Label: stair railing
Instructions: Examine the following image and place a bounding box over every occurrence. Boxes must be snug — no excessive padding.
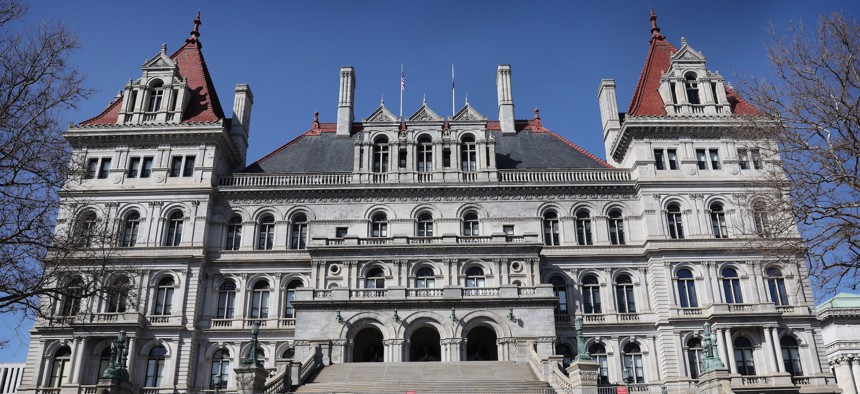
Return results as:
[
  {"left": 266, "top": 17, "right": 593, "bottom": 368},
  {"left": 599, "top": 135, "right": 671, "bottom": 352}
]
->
[
  {"left": 527, "top": 341, "right": 575, "bottom": 393},
  {"left": 297, "top": 345, "right": 324, "bottom": 385}
]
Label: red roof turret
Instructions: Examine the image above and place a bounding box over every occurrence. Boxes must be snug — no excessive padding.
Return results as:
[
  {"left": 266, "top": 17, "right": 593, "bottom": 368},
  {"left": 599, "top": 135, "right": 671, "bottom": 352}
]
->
[{"left": 627, "top": 8, "right": 677, "bottom": 116}]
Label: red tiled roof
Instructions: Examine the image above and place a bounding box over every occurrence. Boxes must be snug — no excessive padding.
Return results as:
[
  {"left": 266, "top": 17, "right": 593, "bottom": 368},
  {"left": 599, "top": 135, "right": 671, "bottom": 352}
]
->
[
  {"left": 726, "top": 88, "right": 763, "bottom": 116},
  {"left": 80, "top": 36, "right": 224, "bottom": 125},
  {"left": 627, "top": 38, "right": 677, "bottom": 116}
]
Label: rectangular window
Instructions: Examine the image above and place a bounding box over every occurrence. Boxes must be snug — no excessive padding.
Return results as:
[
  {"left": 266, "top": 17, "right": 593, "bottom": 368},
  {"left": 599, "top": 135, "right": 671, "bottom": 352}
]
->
[
  {"left": 128, "top": 157, "right": 141, "bottom": 178},
  {"left": 335, "top": 227, "right": 348, "bottom": 238},
  {"left": 709, "top": 150, "right": 721, "bottom": 169},
  {"left": 182, "top": 156, "right": 195, "bottom": 177},
  {"left": 696, "top": 149, "right": 707, "bottom": 170},
  {"left": 738, "top": 149, "right": 749, "bottom": 170},
  {"left": 86, "top": 158, "right": 99, "bottom": 179},
  {"left": 667, "top": 149, "right": 678, "bottom": 170},
  {"left": 141, "top": 157, "right": 154, "bottom": 178},
  {"left": 751, "top": 149, "right": 762, "bottom": 170},
  {"left": 170, "top": 156, "right": 183, "bottom": 177},
  {"left": 503, "top": 225, "right": 514, "bottom": 235},
  {"left": 398, "top": 149, "right": 407, "bottom": 168},
  {"left": 654, "top": 149, "right": 665, "bottom": 170},
  {"left": 442, "top": 148, "right": 451, "bottom": 168},
  {"left": 98, "top": 158, "right": 111, "bottom": 179}
]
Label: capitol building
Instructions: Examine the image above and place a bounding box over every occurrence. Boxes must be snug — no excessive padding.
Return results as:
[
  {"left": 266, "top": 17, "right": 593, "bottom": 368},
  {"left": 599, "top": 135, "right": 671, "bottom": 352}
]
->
[{"left": 14, "top": 10, "right": 858, "bottom": 394}]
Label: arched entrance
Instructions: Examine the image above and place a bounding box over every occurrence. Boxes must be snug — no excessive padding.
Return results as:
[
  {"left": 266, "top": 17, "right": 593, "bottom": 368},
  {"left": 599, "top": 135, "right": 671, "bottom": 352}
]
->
[
  {"left": 465, "top": 326, "right": 498, "bottom": 361},
  {"left": 352, "top": 327, "right": 384, "bottom": 362},
  {"left": 409, "top": 326, "right": 441, "bottom": 361}
]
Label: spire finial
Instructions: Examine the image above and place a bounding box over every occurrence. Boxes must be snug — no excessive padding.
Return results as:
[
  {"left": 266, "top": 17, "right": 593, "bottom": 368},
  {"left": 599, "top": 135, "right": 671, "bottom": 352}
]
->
[
  {"left": 186, "top": 10, "right": 202, "bottom": 45},
  {"left": 312, "top": 111, "right": 320, "bottom": 130},
  {"left": 423, "top": 94, "right": 427, "bottom": 105},
  {"left": 534, "top": 107, "right": 540, "bottom": 120},
  {"left": 161, "top": 43, "right": 167, "bottom": 53},
  {"left": 649, "top": 7, "right": 665, "bottom": 42},
  {"left": 381, "top": 95, "right": 385, "bottom": 106},
  {"left": 465, "top": 94, "right": 469, "bottom": 105}
]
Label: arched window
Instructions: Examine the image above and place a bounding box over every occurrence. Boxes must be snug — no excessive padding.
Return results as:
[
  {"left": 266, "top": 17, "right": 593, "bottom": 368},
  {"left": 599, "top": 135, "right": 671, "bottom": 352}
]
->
[
  {"left": 687, "top": 338, "right": 702, "bottom": 379},
  {"left": 249, "top": 280, "right": 270, "bottom": 319},
  {"left": 257, "top": 214, "right": 275, "bottom": 250},
  {"left": 216, "top": 280, "right": 236, "bottom": 319},
  {"left": 416, "top": 136, "right": 433, "bottom": 173},
  {"left": 460, "top": 136, "right": 477, "bottom": 172},
  {"left": 575, "top": 210, "right": 593, "bottom": 245},
  {"left": 556, "top": 343, "right": 573, "bottom": 368},
  {"left": 77, "top": 211, "right": 97, "bottom": 247},
  {"left": 582, "top": 275, "right": 601, "bottom": 314},
  {"left": 766, "top": 267, "right": 789, "bottom": 306},
  {"left": 210, "top": 349, "right": 230, "bottom": 389},
  {"left": 144, "top": 346, "right": 167, "bottom": 387},
  {"left": 615, "top": 275, "right": 636, "bottom": 313},
  {"left": 97, "top": 346, "right": 112, "bottom": 381},
  {"left": 589, "top": 344, "right": 609, "bottom": 385},
  {"left": 721, "top": 268, "right": 743, "bottom": 304},
  {"left": 622, "top": 343, "right": 645, "bottom": 383},
  {"left": 153, "top": 277, "right": 175, "bottom": 316},
  {"left": 60, "top": 276, "right": 84, "bottom": 316},
  {"left": 164, "top": 211, "right": 183, "bottom": 246},
  {"left": 121, "top": 211, "right": 141, "bottom": 247},
  {"left": 608, "top": 210, "right": 625, "bottom": 245},
  {"left": 676, "top": 269, "right": 698, "bottom": 308},
  {"left": 365, "top": 268, "right": 385, "bottom": 289},
  {"left": 415, "top": 267, "right": 435, "bottom": 288},
  {"left": 372, "top": 136, "right": 389, "bottom": 173},
  {"left": 543, "top": 211, "right": 560, "bottom": 246},
  {"left": 225, "top": 216, "right": 242, "bottom": 250},
  {"left": 549, "top": 276, "right": 568, "bottom": 315},
  {"left": 733, "top": 337, "right": 756, "bottom": 376},
  {"left": 416, "top": 212, "right": 433, "bottom": 237},
  {"left": 48, "top": 347, "right": 71, "bottom": 387},
  {"left": 666, "top": 203, "right": 684, "bottom": 239},
  {"left": 371, "top": 213, "right": 388, "bottom": 238},
  {"left": 781, "top": 336, "right": 803, "bottom": 377},
  {"left": 684, "top": 72, "right": 700, "bottom": 105},
  {"left": 752, "top": 201, "right": 770, "bottom": 237},
  {"left": 290, "top": 214, "right": 308, "bottom": 250},
  {"left": 710, "top": 202, "right": 728, "bottom": 239},
  {"left": 146, "top": 80, "right": 164, "bottom": 112},
  {"left": 105, "top": 275, "right": 130, "bottom": 313},
  {"left": 465, "top": 266, "right": 485, "bottom": 288},
  {"left": 462, "top": 212, "right": 479, "bottom": 236},
  {"left": 283, "top": 280, "right": 302, "bottom": 318}
]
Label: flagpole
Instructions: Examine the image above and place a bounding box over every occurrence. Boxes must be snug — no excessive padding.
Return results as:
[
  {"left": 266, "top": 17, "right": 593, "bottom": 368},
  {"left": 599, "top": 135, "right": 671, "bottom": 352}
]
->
[
  {"left": 451, "top": 63, "right": 455, "bottom": 117},
  {"left": 400, "top": 64, "right": 404, "bottom": 120}
]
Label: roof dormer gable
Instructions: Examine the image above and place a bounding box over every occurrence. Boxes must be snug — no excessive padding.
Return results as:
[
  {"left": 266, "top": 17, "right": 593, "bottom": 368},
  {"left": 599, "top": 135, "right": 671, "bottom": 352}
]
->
[
  {"left": 657, "top": 38, "right": 732, "bottom": 117},
  {"left": 408, "top": 98, "right": 443, "bottom": 122},
  {"left": 363, "top": 100, "right": 398, "bottom": 123},
  {"left": 452, "top": 98, "right": 487, "bottom": 122}
]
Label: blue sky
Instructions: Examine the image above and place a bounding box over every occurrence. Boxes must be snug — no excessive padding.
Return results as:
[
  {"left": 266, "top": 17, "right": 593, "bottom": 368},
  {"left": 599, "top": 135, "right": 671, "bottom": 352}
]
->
[{"left": 2, "top": 0, "right": 858, "bottom": 362}]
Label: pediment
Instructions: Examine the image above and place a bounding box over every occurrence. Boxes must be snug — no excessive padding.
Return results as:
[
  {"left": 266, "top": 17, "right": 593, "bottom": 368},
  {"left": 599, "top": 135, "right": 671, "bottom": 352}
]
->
[
  {"left": 408, "top": 103, "right": 442, "bottom": 122},
  {"left": 452, "top": 101, "right": 486, "bottom": 121},
  {"left": 672, "top": 42, "right": 706, "bottom": 63},
  {"left": 363, "top": 104, "right": 398, "bottom": 122},
  {"left": 142, "top": 45, "right": 176, "bottom": 70}
]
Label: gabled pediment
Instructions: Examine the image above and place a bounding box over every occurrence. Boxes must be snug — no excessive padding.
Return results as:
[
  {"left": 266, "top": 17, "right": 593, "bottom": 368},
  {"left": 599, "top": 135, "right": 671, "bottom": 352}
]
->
[
  {"left": 408, "top": 101, "right": 442, "bottom": 122},
  {"left": 452, "top": 99, "right": 487, "bottom": 121},
  {"left": 142, "top": 44, "right": 176, "bottom": 70},
  {"left": 363, "top": 104, "right": 398, "bottom": 122},
  {"left": 671, "top": 39, "right": 706, "bottom": 63}
]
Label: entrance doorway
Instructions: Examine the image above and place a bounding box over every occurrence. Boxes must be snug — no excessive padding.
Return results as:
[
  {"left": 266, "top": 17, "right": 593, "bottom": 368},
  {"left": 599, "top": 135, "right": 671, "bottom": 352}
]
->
[
  {"left": 352, "top": 327, "right": 384, "bottom": 362},
  {"left": 409, "top": 326, "right": 441, "bottom": 361},
  {"left": 465, "top": 326, "right": 498, "bottom": 361}
]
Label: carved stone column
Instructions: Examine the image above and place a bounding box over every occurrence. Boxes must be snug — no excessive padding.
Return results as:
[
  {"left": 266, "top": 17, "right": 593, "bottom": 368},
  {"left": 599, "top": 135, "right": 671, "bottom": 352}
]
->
[{"left": 234, "top": 364, "right": 268, "bottom": 394}]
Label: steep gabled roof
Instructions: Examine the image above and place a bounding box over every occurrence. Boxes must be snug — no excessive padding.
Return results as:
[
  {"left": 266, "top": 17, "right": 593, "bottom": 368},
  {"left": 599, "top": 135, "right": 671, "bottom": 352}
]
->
[
  {"left": 627, "top": 10, "right": 677, "bottom": 116},
  {"left": 80, "top": 13, "right": 224, "bottom": 125}
]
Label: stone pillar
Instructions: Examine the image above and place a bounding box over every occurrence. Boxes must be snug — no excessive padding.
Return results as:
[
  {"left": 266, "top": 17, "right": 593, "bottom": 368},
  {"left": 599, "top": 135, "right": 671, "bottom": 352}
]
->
[
  {"left": 762, "top": 327, "right": 778, "bottom": 373},
  {"left": 833, "top": 357, "right": 857, "bottom": 394},
  {"left": 566, "top": 359, "right": 601, "bottom": 394},
  {"left": 724, "top": 330, "right": 737, "bottom": 374},
  {"left": 771, "top": 328, "right": 786, "bottom": 373},
  {"left": 67, "top": 337, "right": 81, "bottom": 384},
  {"left": 851, "top": 357, "right": 860, "bottom": 394},
  {"left": 234, "top": 364, "right": 268, "bottom": 394},
  {"left": 715, "top": 329, "right": 727, "bottom": 370}
]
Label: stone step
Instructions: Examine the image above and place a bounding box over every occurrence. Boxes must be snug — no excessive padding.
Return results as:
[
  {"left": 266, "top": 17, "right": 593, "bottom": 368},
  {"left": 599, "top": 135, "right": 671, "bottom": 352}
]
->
[{"left": 296, "top": 361, "right": 552, "bottom": 393}]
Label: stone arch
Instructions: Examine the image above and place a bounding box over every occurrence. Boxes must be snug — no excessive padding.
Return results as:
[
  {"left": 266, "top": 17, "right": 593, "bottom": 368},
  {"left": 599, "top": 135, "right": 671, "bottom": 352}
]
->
[{"left": 148, "top": 270, "right": 180, "bottom": 287}]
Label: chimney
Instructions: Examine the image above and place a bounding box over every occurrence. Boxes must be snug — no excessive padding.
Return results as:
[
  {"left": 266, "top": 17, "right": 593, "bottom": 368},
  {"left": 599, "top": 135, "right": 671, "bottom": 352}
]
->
[
  {"left": 496, "top": 65, "right": 515, "bottom": 134},
  {"left": 230, "top": 84, "right": 254, "bottom": 163},
  {"left": 337, "top": 66, "right": 356, "bottom": 136},
  {"left": 598, "top": 79, "right": 621, "bottom": 164}
]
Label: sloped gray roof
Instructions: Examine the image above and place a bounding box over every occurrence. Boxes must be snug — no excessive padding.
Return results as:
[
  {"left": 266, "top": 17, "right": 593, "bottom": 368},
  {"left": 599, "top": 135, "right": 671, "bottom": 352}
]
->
[{"left": 243, "top": 126, "right": 608, "bottom": 173}]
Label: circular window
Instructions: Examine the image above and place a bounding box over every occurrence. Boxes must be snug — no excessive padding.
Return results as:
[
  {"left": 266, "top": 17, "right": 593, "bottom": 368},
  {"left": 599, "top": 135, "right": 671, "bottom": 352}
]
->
[
  {"left": 329, "top": 264, "right": 341, "bottom": 275},
  {"left": 510, "top": 261, "right": 522, "bottom": 272}
]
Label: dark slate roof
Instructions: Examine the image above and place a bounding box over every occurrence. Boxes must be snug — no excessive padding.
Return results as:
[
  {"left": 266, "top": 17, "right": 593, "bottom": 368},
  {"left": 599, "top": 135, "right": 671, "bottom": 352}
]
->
[{"left": 243, "top": 119, "right": 610, "bottom": 174}]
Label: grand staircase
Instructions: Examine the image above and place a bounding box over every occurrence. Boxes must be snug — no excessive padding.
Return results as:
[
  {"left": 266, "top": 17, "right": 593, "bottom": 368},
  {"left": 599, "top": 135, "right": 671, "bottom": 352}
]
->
[{"left": 294, "top": 361, "right": 554, "bottom": 393}]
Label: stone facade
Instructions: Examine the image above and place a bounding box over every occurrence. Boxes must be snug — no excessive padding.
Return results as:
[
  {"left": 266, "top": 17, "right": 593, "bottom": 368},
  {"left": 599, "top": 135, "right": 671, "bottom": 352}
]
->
[{"left": 15, "top": 11, "right": 843, "bottom": 394}]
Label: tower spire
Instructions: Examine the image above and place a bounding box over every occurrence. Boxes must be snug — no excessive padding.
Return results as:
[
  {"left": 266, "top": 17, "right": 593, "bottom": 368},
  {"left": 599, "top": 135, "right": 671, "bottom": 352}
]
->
[
  {"left": 649, "top": 7, "right": 665, "bottom": 42},
  {"left": 186, "top": 10, "right": 202, "bottom": 45}
]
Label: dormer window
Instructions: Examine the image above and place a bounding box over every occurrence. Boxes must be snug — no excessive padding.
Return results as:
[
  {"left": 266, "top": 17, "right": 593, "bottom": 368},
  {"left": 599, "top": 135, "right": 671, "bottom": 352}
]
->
[
  {"left": 684, "top": 72, "right": 700, "bottom": 105},
  {"left": 147, "top": 80, "right": 165, "bottom": 113}
]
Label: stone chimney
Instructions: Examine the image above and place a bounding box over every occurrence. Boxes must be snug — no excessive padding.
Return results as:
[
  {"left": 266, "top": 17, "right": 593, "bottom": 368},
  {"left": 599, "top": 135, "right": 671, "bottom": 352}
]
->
[
  {"left": 230, "top": 84, "right": 253, "bottom": 163},
  {"left": 496, "top": 65, "right": 515, "bottom": 134},
  {"left": 597, "top": 79, "right": 621, "bottom": 163},
  {"left": 337, "top": 66, "right": 356, "bottom": 136}
]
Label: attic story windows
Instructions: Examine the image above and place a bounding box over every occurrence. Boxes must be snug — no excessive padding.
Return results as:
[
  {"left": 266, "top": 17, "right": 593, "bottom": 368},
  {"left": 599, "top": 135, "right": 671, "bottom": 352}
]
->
[
  {"left": 128, "top": 157, "right": 154, "bottom": 178},
  {"left": 170, "top": 155, "right": 196, "bottom": 177},
  {"left": 695, "top": 149, "right": 720, "bottom": 170},
  {"left": 684, "top": 72, "right": 700, "bottom": 105},
  {"left": 86, "top": 157, "right": 112, "bottom": 179},
  {"left": 654, "top": 148, "right": 678, "bottom": 170},
  {"left": 737, "top": 148, "right": 762, "bottom": 170}
]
